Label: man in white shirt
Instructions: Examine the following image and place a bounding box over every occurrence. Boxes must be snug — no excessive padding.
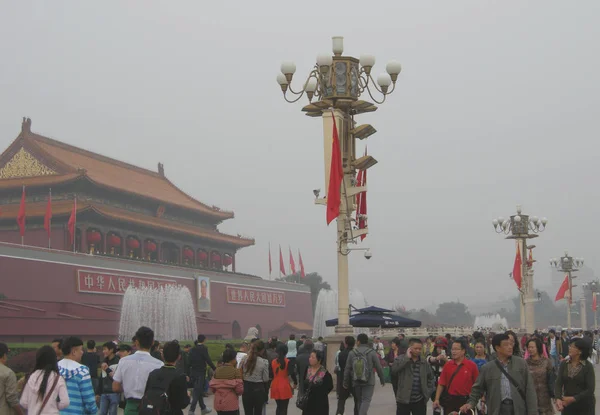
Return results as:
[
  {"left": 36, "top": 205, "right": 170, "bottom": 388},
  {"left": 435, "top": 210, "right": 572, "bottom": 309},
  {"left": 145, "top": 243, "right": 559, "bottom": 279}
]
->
[
  {"left": 113, "top": 326, "right": 163, "bottom": 415},
  {"left": 235, "top": 342, "right": 249, "bottom": 368}
]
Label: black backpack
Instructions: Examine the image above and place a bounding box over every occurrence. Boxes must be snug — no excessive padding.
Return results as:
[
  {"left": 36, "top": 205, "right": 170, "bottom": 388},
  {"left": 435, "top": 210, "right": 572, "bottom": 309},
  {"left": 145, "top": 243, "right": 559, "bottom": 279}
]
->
[{"left": 139, "top": 367, "right": 179, "bottom": 415}]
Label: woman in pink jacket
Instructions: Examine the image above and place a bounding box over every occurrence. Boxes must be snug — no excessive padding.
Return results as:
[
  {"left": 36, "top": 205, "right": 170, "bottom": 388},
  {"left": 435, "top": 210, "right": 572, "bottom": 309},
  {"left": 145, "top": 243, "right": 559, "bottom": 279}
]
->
[
  {"left": 210, "top": 348, "right": 243, "bottom": 415},
  {"left": 20, "top": 346, "right": 70, "bottom": 415}
]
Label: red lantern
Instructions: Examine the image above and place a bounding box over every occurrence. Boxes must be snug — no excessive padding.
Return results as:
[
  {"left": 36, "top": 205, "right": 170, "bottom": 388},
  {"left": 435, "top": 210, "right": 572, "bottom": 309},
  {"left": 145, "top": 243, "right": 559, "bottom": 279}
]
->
[
  {"left": 108, "top": 235, "right": 121, "bottom": 247},
  {"left": 127, "top": 238, "right": 140, "bottom": 250},
  {"left": 183, "top": 248, "right": 194, "bottom": 260},
  {"left": 223, "top": 255, "right": 233, "bottom": 266},
  {"left": 145, "top": 241, "right": 157, "bottom": 252},
  {"left": 198, "top": 251, "right": 208, "bottom": 262},
  {"left": 211, "top": 252, "right": 221, "bottom": 263},
  {"left": 87, "top": 230, "right": 101, "bottom": 244}
]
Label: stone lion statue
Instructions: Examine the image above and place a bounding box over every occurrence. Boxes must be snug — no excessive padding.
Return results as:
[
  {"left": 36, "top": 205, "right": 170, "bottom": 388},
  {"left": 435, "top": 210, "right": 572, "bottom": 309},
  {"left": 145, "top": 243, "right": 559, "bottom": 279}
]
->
[{"left": 244, "top": 327, "right": 259, "bottom": 341}]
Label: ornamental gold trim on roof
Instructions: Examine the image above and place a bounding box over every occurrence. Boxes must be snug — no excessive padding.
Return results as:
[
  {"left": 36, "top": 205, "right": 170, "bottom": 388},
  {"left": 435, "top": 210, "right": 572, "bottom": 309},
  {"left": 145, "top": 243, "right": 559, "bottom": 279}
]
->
[{"left": 0, "top": 147, "right": 56, "bottom": 179}]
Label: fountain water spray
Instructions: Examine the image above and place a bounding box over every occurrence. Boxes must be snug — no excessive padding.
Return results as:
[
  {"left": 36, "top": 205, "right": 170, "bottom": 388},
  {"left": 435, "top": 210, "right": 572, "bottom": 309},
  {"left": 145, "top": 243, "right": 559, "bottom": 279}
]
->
[
  {"left": 312, "top": 289, "right": 369, "bottom": 338},
  {"left": 119, "top": 285, "right": 197, "bottom": 341},
  {"left": 473, "top": 314, "right": 509, "bottom": 332}
]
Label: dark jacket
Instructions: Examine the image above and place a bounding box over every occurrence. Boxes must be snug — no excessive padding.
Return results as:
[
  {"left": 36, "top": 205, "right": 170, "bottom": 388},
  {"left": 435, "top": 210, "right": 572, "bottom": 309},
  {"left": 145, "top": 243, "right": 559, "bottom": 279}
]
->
[
  {"left": 189, "top": 344, "right": 215, "bottom": 376},
  {"left": 555, "top": 359, "right": 595, "bottom": 411},
  {"left": 145, "top": 366, "right": 190, "bottom": 415},
  {"left": 81, "top": 352, "right": 100, "bottom": 378},
  {"left": 391, "top": 354, "right": 433, "bottom": 404},
  {"left": 467, "top": 357, "right": 537, "bottom": 415},
  {"left": 100, "top": 355, "right": 119, "bottom": 394}
]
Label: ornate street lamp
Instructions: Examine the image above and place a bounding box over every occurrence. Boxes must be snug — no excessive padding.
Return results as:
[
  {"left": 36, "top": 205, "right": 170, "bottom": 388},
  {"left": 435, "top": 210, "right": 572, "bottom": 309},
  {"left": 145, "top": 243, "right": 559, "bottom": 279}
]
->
[
  {"left": 551, "top": 252, "right": 584, "bottom": 329},
  {"left": 277, "top": 37, "right": 401, "bottom": 348},
  {"left": 492, "top": 205, "right": 547, "bottom": 333}
]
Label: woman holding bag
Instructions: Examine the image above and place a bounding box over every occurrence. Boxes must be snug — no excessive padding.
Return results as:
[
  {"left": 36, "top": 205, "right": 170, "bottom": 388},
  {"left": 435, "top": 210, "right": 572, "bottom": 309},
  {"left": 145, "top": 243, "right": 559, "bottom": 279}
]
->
[
  {"left": 20, "top": 345, "right": 70, "bottom": 415},
  {"left": 297, "top": 350, "right": 332, "bottom": 415}
]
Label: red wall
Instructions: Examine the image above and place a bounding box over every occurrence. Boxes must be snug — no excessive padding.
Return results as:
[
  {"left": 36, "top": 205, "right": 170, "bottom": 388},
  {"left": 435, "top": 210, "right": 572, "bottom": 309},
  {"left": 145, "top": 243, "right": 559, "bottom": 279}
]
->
[{"left": 0, "top": 254, "right": 313, "bottom": 341}]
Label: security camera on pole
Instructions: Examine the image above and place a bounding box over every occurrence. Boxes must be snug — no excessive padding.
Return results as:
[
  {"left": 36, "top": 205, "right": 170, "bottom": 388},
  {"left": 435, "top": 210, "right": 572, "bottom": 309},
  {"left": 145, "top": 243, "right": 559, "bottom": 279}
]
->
[
  {"left": 492, "top": 205, "right": 547, "bottom": 334},
  {"left": 551, "top": 253, "right": 584, "bottom": 329},
  {"left": 277, "top": 36, "right": 401, "bottom": 370}
]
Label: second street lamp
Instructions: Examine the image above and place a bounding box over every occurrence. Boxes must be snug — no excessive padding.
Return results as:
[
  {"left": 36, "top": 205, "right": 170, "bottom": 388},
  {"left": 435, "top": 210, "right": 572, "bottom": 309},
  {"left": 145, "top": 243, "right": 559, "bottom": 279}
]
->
[
  {"left": 583, "top": 280, "right": 599, "bottom": 330},
  {"left": 277, "top": 37, "right": 401, "bottom": 352},
  {"left": 551, "top": 253, "right": 584, "bottom": 329},
  {"left": 492, "top": 205, "right": 547, "bottom": 334}
]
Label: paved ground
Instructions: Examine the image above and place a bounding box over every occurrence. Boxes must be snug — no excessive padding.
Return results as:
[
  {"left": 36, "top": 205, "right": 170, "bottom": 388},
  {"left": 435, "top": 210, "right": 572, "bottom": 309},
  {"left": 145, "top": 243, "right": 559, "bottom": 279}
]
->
[{"left": 120, "top": 365, "right": 600, "bottom": 414}]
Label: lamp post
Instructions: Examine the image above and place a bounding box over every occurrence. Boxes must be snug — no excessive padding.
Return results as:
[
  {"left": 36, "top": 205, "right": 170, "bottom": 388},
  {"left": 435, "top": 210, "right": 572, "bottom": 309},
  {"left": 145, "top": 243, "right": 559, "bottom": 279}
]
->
[
  {"left": 277, "top": 37, "right": 401, "bottom": 340},
  {"left": 493, "top": 205, "right": 547, "bottom": 334},
  {"left": 550, "top": 253, "right": 584, "bottom": 329},
  {"left": 583, "top": 280, "right": 600, "bottom": 330}
]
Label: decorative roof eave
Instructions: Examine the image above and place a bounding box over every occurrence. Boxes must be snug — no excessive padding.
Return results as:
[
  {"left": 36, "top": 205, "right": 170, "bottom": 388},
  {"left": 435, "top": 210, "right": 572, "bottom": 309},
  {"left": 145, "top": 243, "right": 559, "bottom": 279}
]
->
[
  {"left": 0, "top": 200, "right": 254, "bottom": 249},
  {"left": 0, "top": 123, "right": 235, "bottom": 221},
  {"left": 82, "top": 175, "right": 235, "bottom": 221},
  {"left": 0, "top": 172, "right": 84, "bottom": 190}
]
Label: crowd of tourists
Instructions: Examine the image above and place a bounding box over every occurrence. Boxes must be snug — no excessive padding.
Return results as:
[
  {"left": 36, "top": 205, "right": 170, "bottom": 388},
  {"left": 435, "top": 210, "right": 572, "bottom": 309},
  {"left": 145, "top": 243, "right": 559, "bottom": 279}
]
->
[{"left": 0, "top": 327, "right": 597, "bottom": 415}]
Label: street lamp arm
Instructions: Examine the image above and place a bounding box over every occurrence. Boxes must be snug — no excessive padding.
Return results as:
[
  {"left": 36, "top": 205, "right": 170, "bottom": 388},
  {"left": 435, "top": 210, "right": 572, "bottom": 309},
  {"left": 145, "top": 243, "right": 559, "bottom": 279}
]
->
[{"left": 282, "top": 90, "right": 308, "bottom": 103}]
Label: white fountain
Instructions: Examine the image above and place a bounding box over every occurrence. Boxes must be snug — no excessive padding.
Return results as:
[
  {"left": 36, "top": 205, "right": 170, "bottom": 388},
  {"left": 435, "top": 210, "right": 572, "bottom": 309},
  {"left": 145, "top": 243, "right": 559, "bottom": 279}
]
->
[
  {"left": 119, "top": 285, "right": 198, "bottom": 341},
  {"left": 312, "top": 288, "right": 368, "bottom": 338},
  {"left": 474, "top": 314, "right": 509, "bottom": 332}
]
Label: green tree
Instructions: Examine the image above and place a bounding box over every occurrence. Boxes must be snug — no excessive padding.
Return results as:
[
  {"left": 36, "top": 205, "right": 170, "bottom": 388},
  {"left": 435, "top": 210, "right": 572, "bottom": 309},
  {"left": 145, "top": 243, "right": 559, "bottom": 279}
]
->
[
  {"left": 435, "top": 301, "right": 473, "bottom": 325},
  {"left": 276, "top": 272, "right": 331, "bottom": 314}
]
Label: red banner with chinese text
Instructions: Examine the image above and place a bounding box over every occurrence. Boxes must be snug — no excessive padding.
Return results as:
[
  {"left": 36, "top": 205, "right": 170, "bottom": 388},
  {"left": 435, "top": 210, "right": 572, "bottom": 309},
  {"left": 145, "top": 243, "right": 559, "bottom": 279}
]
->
[
  {"left": 226, "top": 286, "right": 285, "bottom": 307},
  {"left": 77, "top": 270, "right": 178, "bottom": 295}
]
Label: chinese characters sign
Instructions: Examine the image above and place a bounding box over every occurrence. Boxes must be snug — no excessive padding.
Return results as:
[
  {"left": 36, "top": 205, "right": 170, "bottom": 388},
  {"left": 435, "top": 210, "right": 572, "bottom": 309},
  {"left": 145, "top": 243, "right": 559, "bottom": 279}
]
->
[
  {"left": 226, "top": 286, "right": 285, "bottom": 307},
  {"left": 77, "top": 270, "right": 177, "bottom": 295}
]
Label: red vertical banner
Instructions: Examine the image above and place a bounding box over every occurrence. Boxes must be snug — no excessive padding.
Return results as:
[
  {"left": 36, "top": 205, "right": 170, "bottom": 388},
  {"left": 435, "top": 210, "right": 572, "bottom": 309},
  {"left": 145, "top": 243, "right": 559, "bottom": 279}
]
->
[
  {"left": 326, "top": 112, "right": 343, "bottom": 225},
  {"left": 298, "top": 250, "right": 306, "bottom": 278},
  {"left": 68, "top": 197, "right": 77, "bottom": 248},
  {"left": 279, "top": 245, "right": 286, "bottom": 276},
  {"left": 512, "top": 243, "right": 522, "bottom": 289},
  {"left": 289, "top": 247, "right": 296, "bottom": 274}
]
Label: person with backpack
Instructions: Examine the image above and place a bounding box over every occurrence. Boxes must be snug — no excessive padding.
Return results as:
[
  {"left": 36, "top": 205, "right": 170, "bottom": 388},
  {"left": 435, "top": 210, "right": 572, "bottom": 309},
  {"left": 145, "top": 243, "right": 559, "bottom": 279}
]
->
[
  {"left": 342, "top": 333, "right": 385, "bottom": 415},
  {"left": 140, "top": 341, "right": 190, "bottom": 415},
  {"left": 112, "top": 326, "right": 164, "bottom": 415}
]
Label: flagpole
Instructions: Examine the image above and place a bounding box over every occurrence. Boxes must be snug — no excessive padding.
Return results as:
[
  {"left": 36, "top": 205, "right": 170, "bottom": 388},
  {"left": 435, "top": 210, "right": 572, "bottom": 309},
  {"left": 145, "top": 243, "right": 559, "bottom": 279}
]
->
[
  {"left": 21, "top": 185, "right": 24, "bottom": 246},
  {"left": 73, "top": 195, "right": 77, "bottom": 253},
  {"left": 48, "top": 188, "right": 52, "bottom": 249}
]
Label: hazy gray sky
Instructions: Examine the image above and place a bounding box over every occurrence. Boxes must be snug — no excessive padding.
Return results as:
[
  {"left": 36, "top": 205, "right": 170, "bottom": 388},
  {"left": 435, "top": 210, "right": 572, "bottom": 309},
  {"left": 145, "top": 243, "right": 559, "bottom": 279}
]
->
[{"left": 1, "top": 1, "right": 598, "bottom": 310}]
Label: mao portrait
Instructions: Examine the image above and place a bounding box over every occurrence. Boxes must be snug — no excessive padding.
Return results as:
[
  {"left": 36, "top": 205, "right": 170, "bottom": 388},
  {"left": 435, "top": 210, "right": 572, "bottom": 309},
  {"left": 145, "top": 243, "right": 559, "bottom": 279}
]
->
[{"left": 197, "top": 276, "right": 211, "bottom": 312}]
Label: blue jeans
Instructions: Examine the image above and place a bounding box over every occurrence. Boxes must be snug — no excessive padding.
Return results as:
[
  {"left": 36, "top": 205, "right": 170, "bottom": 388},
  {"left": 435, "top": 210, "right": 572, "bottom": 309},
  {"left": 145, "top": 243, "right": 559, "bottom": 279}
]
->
[
  {"left": 99, "top": 393, "right": 119, "bottom": 415},
  {"left": 550, "top": 354, "right": 560, "bottom": 368}
]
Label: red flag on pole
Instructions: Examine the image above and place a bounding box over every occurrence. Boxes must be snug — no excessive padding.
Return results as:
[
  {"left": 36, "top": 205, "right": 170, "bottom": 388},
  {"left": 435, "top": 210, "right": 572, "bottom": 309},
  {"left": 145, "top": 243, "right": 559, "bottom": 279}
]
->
[
  {"left": 289, "top": 247, "right": 296, "bottom": 274},
  {"left": 44, "top": 189, "right": 52, "bottom": 238},
  {"left": 355, "top": 148, "right": 368, "bottom": 240},
  {"left": 268, "top": 242, "right": 272, "bottom": 277},
  {"left": 512, "top": 243, "right": 522, "bottom": 289},
  {"left": 298, "top": 249, "right": 306, "bottom": 278},
  {"left": 593, "top": 293, "right": 597, "bottom": 312},
  {"left": 67, "top": 197, "right": 77, "bottom": 247},
  {"left": 16, "top": 186, "right": 26, "bottom": 239},
  {"left": 555, "top": 275, "right": 570, "bottom": 302},
  {"left": 326, "top": 113, "right": 343, "bottom": 225},
  {"left": 279, "top": 245, "right": 286, "bottom": 276}
]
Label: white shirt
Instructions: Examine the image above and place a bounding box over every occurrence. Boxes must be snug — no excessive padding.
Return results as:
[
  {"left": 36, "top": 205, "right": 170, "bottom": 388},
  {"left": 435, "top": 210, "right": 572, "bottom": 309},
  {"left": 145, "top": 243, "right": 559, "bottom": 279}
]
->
[
  {"left": 236, "top": 352, "right": 247, "bottom": 368},
  {"left": 113, "top": 351, "right": 163, "bottom": 399}
]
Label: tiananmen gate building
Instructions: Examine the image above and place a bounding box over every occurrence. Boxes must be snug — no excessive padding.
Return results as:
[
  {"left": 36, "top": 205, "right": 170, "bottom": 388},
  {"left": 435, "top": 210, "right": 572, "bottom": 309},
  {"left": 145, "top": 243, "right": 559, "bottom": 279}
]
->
[{"left": 0, "top": 118, "right": 313, "bottom": 341}]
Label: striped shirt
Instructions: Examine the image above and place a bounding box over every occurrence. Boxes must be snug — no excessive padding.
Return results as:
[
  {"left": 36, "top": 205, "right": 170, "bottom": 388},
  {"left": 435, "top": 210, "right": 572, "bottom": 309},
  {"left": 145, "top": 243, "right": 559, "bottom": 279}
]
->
[
  {"left": 58, "top": 358, "right": 98, "bottom": 415},
  {"left": 409, "top": 358, "right": 423, "bottom": 403},
  {"left": 499, "top": 360, "right": 512, "bottom": 401}
]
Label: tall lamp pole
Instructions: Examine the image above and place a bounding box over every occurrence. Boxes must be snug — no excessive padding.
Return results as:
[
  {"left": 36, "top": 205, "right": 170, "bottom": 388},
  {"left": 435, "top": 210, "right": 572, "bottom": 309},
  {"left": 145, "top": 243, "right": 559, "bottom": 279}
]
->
[
  {"left": 583, "top": 280, "right": 600, "bottom": 330},
  {"left": 551, "top": 253, "right": 584, "bottom": 330},
  {"left": 277, "top": 37, "right": 401, "bottom": 337},
  {"left": 492, "top": 205, "right": 547, "bottom": 334}
]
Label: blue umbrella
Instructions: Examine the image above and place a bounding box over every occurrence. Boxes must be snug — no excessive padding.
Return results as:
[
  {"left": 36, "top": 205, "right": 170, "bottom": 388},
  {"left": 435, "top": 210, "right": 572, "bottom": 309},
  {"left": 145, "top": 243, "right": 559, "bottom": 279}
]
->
[{"left": 325, "top": 307, "right": 422, "bottom": 328}]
